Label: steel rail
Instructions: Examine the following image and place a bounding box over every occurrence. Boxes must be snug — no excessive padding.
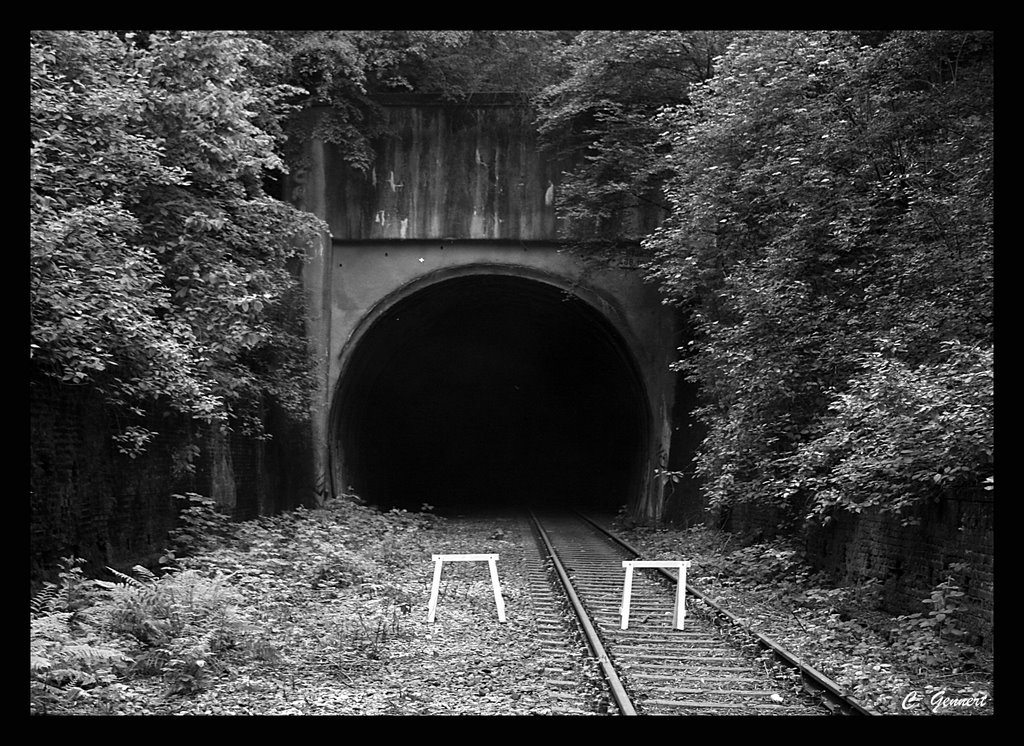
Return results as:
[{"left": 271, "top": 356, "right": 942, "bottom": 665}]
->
[
  {"left": 575, "top": 511, "right": 878, "bottom": 716},
  {"left": 528, "top": 510, "right": 638, "bottom": 716}
]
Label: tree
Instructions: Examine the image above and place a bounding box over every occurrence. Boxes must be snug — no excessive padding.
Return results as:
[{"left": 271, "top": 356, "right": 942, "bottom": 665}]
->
[
  {"left": 31, "top": 29, "right": 574, "bottom": 460},
  {"left": 257, "top": 30, "right": 572, "bottom": 175},
  {"left": 534, "top": 30, "right": 732, "bottom": 250},
  {"left": 31, "top": 30, "right": 326, "bottom": 457},
  {"left": 644, "top": 30, "right": 993, "bottom": 522}
]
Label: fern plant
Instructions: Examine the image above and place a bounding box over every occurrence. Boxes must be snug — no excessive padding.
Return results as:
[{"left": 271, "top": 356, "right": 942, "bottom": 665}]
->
[
  {"left": 30, "top": 584, "right": 62, "bottom": 618},
  {"left": 31, "top": 556, "right": 107, "bottom": 620},
  {"left": 30, "top": 608, "right": 133, "bottom": 714},
  {"left": 102, "top": 568, "right": 245, "bottom": 694},
  {"left": 106, "top": 564, "right": 161, "bottom": 585}
]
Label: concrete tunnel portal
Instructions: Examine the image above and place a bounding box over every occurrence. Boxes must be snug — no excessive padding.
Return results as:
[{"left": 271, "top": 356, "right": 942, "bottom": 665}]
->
[{"left": 331, "top": 272, "right": 651, "bottom": 515}]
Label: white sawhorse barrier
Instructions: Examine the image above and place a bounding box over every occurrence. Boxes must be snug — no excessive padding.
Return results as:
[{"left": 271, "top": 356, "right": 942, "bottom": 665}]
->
[
  {"left": 620, "top": 560, "right": 691, "bottom": 630},
  {"left": 427, "top": 553, "right": 506, "bottom": 623}
]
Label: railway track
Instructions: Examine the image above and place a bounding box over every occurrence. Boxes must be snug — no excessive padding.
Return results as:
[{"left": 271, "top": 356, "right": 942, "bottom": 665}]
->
[{"left": 527, "top": 510, "right": 877, "bottom": 716}]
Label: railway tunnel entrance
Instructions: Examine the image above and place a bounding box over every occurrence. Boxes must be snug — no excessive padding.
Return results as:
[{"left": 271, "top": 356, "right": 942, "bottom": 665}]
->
[{"left": 331, "top": 271, "right": 651, "bottom": 515}]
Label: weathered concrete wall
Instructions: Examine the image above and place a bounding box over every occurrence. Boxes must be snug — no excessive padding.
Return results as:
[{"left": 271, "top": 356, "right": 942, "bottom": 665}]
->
[
  {"left": 317, "top": 103, "right": 560, "bottom": 241},
  {"left": 325, "top": 241, "right": 680, "bottom": 519},
  {"left": 288, "top": 99, "right": 683, "bottom": 520},
  {"left": 328, "top": 242, "right": 674, "bottom": 417}
]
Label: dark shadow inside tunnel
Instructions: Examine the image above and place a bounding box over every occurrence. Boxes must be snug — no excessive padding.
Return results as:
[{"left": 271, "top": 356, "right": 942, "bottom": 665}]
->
[{"left": 332, "top": 273, "right": 650, "bottom": 515}]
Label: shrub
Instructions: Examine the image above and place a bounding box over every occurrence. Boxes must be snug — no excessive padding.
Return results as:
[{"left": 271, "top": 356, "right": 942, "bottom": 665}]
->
[
  {"left": 887, "top": 566, "right": 973, "bottom": 671},
  {"left": 168, "top": 493, "right": 238, "bottom": 557}
]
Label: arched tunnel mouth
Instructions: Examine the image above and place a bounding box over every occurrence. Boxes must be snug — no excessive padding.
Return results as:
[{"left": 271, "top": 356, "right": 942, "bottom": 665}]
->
[{"left": 332, "top": 272, "right": 650, "bottom": 515}]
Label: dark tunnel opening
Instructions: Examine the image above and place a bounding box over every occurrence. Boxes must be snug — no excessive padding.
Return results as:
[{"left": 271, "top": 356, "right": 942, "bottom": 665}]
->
[{"left": 333, "top": 273, "right": 650, "bottom": 515}]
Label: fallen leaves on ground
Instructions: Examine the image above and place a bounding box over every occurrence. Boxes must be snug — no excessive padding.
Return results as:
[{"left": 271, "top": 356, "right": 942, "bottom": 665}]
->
[
  {"left": 31, "top": 501, "right": 993, "bottom": 717},
  {"left": 31, "top": 503, "right": 598, "bottom": 716}
]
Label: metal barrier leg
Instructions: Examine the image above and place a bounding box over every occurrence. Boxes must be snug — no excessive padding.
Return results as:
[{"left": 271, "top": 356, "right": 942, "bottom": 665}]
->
[
  {"left": 621, "top": 559, "right": 690, "bottom": 631},
  {"left": 620, "top": 564, "right": 635, "bottom": 629},
  {"left": 427, "top": 553, "right": 506, "bottom": 623},
  {"left": 673, "top": 563, "right": 687, "bottom": 630},
  {"left": 487, "top": 557, "right": 506, "bottom": 622},
  {"left": 427, "top": 557, "right": 444, "bottom": 623}
]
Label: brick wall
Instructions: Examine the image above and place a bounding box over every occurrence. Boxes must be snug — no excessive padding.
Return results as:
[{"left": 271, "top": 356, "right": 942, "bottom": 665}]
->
[
  {"left": 722, "top": 497, "right": 994, "bottom": 644},
  {"left": 30, "top": 376, "right": 316, "bottom": 586},
  {"left": 803, "top": 498, "right": 993, "bottom": 642},
  {"left": 30, "top": 377, "right": 188, "bottom": 582}
]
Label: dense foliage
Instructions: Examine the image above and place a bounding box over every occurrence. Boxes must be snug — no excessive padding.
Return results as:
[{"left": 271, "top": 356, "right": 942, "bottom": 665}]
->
[
  {"left": 30, "top": 498, "right": 437, "bottom": 713},
  {"left": 534, "top": 31, "right": 733, "bottom": 249},
  {"left": 30, "top": 28, "right": 993, "bottom": 529},
  {"left": 30, "top": 30, "right": 326, "bottom": 456},
  {"left": 257, "top": 30, "right": 571, "bottom": 174},
  {"left": 642, "top": 30, "right": 993, "bottom": 522},
  {"left": 30, "top": 29, "right": 574, "bottom": 460}
]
